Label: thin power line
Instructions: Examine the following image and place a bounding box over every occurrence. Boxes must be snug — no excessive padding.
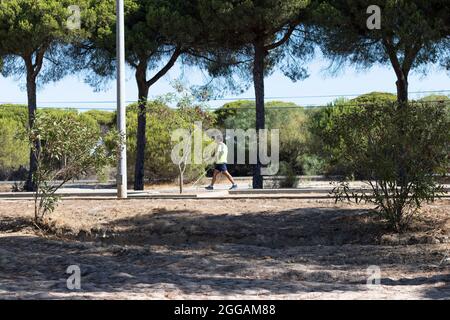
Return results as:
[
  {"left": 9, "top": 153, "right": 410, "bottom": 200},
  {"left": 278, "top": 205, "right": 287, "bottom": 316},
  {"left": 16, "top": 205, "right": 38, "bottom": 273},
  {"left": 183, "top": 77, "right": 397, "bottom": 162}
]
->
[
  {"left": 1, "top": 89, "right": 449, "bottom": 105},
  {"left": 212, "top": 90, "right": 450, "bottom": 101},
  {"left": 206, "top": 101, "right": 450, "bottom": 110},
  {"left": 3, "top": 101, "right": 448, "bottom": 112}
]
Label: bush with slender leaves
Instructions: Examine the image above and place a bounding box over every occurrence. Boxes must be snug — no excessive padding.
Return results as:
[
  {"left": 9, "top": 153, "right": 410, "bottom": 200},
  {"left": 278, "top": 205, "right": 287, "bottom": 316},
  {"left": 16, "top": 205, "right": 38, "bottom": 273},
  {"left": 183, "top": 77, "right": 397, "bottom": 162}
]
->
[
  {"left": 329, "top": 101, "right": 450, "bottom": 231},
  {"left": 29, "top": 113, "right": 120, "bottom": 225}
]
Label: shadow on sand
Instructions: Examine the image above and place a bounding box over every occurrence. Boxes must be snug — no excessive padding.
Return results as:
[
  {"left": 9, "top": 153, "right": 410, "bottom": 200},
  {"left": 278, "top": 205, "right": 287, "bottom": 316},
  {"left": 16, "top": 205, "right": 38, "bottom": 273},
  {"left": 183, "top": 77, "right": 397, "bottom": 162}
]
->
[{"left": 0, "top": 205, "right": 448, "bottom": 299}]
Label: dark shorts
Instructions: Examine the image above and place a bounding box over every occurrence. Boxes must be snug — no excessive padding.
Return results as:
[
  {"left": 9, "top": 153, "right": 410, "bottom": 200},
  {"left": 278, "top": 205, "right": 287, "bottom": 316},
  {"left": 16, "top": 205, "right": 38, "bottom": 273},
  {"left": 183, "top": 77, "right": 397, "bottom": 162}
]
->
[{"left": 215, "top": 163, "right": 228, "bottom": 172}]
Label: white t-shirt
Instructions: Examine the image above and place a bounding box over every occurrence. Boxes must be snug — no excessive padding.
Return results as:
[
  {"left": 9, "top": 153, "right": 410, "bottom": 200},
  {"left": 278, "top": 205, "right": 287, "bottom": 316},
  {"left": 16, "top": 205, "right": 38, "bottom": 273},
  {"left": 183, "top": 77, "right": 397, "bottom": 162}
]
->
[{"left": 215, "top": 142, "right": 228, "bottom": 164}]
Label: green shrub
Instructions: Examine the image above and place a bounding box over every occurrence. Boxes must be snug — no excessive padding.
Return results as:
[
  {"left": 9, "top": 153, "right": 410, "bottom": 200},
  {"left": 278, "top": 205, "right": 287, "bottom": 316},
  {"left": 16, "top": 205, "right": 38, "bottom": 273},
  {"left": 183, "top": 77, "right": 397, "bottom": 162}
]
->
[
  {"left": 308, "top": 92, "right": 400, "bottom": 177},
  {"left": 0, "top": 118, "right": 28, "bottom": 177},
  {"left": 0, "top": 104, "right": 28, "bottom": 124},
  {"left": 126, "top": 100, "right": 214, "bottom": 183},
  {"left": 299, "top": 154, "right": 325, "bottom": 176},
  {"left": 215, "top": 100, "right": 309, "bottom": 176},
  {"left": 84, "top": 110, "right": 116, "bottom": 130},
  {"left": 30, "top": 112, "right": 119, "bottom": 224},
  {"left": 0, "top": 105, "right": 110, "bottom": 181},
  {"left": 350, "top": 92, "right": 397, "bottom": 105},
  {"left": 330, "top": 101, "right": 450, "bottom": 231},
  {"left": 0, "top": 105, "right": 29, "bottom": 179},
  {"left": 276, "top": 161, "right": 299, "bottom": 188},
  {"left": 418, "top": 95, "right": 450, "bottom": 103}
]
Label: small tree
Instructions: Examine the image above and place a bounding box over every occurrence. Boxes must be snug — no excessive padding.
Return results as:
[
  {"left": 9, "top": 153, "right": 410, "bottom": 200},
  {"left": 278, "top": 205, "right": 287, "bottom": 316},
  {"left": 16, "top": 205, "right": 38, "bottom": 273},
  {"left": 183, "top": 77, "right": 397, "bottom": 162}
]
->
[
  {"left": 29, "top": 113, "right": 119, "bottom": 226},
  {"left": 329, "top": 101, "right": 450, "bottom": 232},
  {"left": 172, "top": 124, "right": 215, "bottom": 194},
  {"left": 168, "top": 84, "right": 216, "bottom": 194},
  {"left": 175, "top": 129, "right": 194, "bottom": 194}
]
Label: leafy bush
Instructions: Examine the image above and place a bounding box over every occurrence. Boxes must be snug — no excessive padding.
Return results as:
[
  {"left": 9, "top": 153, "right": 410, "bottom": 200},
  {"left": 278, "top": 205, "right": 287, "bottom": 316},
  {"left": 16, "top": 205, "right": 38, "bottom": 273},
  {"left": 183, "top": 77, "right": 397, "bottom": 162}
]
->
[
  {"left": 0, "top": 118, "right": 28, "bottom": 178},
  {"left": 126, "top": 99, "right": 214, "bottom": 183},
  {"left": 299, "top": 154, "right": 325, "bottom": 176},
  {"left": 29, "top": 113, "right": 119, "bottom": 225},
  {"left": 308, "top": 92, "right": 399, "bottom": 177},
  {"left": 215, "top": 100, "right": 309, "bottom": 176},
  {"left": 0, "top": 105, "right": 29, "bottom": 179},
  {"left": 418, "top": 95, "right": 450, "bottom": 103},
  {"left": 84, "top": 110, "right": 116, "bottom": 131},
  {"left": 0, "top": 104, "right": 28, "bottom": 124},
  {"left": 0, "top": 105, "right": 113, "bottom": 181},
  {"left": 330, "top": 101, "right": 450, "bottom": 231},
  {"left": 275, "top": 161, "right": 299, "bottom": 188},
  {"left": 350, "top": 92, "right": 397, "bottom": 105}
]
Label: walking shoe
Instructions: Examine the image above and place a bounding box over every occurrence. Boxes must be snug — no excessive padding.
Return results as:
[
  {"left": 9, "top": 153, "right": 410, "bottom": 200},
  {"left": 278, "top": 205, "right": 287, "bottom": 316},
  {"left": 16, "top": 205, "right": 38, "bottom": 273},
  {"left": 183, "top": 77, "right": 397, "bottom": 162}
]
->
[
  {"left": 229, "top": 184, "right": 238, "bottom": 190},
  {"left": 205, "top": 185, "right": 214, "bottom": 190}
]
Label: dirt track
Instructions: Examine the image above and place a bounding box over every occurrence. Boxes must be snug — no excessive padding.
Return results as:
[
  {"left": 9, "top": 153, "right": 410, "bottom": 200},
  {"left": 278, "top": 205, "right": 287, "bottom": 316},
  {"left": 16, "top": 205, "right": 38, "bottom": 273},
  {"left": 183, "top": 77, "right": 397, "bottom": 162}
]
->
[{"left": 0, "top": 199, "right": 449, "bottom": 299}]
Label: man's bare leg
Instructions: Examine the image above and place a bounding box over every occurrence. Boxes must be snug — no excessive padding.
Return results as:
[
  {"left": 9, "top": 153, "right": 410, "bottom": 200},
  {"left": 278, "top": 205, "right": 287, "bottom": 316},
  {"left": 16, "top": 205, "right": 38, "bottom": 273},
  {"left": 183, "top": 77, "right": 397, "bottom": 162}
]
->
[
  {"left": 223, "top": 171, "right": 236, "bottom": 185},
  {"left": 210, "top": 169, "right": 221, "bottom": 186}
]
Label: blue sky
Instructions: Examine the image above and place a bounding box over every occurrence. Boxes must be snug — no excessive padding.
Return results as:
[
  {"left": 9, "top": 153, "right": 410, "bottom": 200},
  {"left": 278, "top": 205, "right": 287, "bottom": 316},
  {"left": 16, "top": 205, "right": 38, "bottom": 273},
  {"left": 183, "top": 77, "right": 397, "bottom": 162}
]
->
[{"left": 0, "top": 53, "right": 449, "bottom": 110}]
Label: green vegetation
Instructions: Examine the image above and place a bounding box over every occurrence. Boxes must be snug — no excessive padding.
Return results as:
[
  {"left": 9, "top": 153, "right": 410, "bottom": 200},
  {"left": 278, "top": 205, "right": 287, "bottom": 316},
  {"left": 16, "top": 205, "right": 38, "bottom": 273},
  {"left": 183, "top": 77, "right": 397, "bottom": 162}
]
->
[
  {"left": 0, "top": 0, "right": 116, "bottom": 190},
  {"left": 309, "top": 92, "right": 450, "bottom": 177},
  {"left": 0, "top": 104, "right": 111, "bottom": 181},
  {"left": 418, "top": 95, "right": 450, "bottom": 103},
  {"left": 126, "top": 99, "right": 215, "bottom": 184},
  {"left": 0, "top": 105, "right": 29, "bottom": 179},
  {"left": 0, "top": 117, "right": 29, "bottom": 179},
  {"left": 84, "top": 110, "right": 116, "bottom": 130},
  {"left": 29, "top": 112, "right": 119, "bottom": 225},
  {"left": 215, "top": 100, "right": 311, "bottom": 176},
  {"left": 331, "top": 102, "right": 450, "bottom": 231},
  {"left": 2, "top": 91, "right": 448, "bottom": 185}
]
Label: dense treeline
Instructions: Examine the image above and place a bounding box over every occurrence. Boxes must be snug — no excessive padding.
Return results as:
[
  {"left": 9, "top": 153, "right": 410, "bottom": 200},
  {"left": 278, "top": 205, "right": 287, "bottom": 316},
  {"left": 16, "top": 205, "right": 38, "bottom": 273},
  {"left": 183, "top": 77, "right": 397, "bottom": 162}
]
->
[
  {"left": 1, "top": 92, "right": 448, "bottom": 182},
  {"left": 0, "top": 105, "right": 109, "bottom": 180}
]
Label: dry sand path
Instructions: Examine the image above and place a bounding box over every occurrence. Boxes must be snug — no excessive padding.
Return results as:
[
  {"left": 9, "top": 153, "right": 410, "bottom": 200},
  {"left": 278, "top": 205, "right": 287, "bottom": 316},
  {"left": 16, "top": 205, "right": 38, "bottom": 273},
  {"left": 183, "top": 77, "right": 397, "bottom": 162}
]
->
[{"left": 0, "top": 199, "right": 448, "bottom": 299}]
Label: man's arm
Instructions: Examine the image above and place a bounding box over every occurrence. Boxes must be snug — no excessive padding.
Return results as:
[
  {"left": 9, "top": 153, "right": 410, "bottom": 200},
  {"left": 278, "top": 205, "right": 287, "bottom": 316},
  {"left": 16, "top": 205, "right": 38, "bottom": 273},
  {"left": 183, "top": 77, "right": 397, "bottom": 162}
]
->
[
  {"left": 217, "top": 144, "right": 225, "bottom": 161},
  {"left": 204, "top": 144, "right": 218, "bottom": 164}
]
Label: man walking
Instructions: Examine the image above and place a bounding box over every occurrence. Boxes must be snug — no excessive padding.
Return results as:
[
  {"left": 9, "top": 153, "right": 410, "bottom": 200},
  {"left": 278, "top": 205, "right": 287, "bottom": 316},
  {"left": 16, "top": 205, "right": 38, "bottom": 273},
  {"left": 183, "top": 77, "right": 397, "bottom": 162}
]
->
[{"left": 205, "top": 136, "right": 238, "bottom": 190}]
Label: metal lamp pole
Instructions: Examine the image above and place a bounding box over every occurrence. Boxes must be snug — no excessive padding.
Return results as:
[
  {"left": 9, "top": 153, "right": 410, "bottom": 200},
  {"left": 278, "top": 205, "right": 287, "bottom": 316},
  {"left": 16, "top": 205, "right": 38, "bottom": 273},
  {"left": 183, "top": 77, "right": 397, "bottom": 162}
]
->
[{"left": 116, "top": 0, "right": 127, "bottom": 199}]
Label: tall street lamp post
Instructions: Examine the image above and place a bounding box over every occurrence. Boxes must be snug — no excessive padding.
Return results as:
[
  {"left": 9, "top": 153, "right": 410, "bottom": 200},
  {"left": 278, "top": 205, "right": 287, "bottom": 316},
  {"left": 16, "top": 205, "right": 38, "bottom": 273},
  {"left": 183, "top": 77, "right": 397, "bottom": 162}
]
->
[{"left": 116, "top": 0, "right": 127, "bottom": 199}]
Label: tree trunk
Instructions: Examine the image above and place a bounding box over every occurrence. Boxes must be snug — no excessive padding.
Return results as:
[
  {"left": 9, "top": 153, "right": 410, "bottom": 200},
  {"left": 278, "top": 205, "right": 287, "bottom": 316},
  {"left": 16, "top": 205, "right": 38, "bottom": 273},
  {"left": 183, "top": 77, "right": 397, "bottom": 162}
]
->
[
  {"left": 179, "top": 173, "right": 183, "bottom": 194},
  {"left": 384, "top": 38, "right": 410, "bottom": 106},
  {"left": 396, "top": 74, "right": 408, "bottom": 106},
  {"left": 24, "top": 71, "right": 38, "bottom": 192},
  {"left": 132, "top": 50, "right": 182, "bottom": 190},
  {"left": 384, "top": 39, "right": 415, "bottom": 189},
  {"left": 133, "top": 66, "right": 150, "bottom": 191},
  {"left": 252, "top": 43, "right": 265, "bottom": 189},
  {"left": 394, "top": 69, "right": 409, "bottom": 187}
]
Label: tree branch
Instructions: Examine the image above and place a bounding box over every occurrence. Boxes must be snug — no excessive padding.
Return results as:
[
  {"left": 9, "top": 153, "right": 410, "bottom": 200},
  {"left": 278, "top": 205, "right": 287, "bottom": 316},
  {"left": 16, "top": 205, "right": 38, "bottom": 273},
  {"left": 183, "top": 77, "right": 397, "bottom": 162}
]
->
[
  {"left": 382, "top": 36, "right": 403, "bottom": 80},
  {"left": 146, "top": 47, "right": 183, "bottom": 87},
  {"left": 187, "top": 48, "right": 252, "bottom": 66},
  {"left": 402, "top": 40, "right": 422, "bottom": 76},
  {"left": 264, "top": 24, "right": 297, "bottom": 51},
  {"left": 32, "top": 44, "right": 49, "bottom": 78}
]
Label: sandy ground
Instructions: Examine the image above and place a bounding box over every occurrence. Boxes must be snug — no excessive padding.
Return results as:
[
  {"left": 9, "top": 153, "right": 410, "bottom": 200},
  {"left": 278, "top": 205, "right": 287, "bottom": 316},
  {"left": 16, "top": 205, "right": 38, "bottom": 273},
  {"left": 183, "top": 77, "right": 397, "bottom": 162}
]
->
[{"left": 0, "top": 198, "right": 449, "bottom": 300}]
